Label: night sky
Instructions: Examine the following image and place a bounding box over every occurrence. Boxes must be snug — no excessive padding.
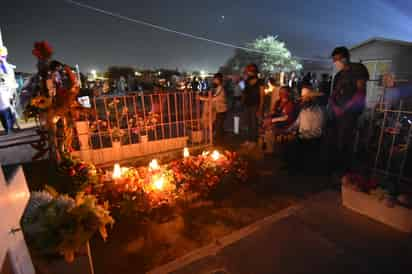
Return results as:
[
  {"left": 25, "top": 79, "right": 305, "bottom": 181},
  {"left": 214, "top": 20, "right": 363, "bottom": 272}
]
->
[{"left": 2, "top": 0, "right": 412, "bottom": 73}]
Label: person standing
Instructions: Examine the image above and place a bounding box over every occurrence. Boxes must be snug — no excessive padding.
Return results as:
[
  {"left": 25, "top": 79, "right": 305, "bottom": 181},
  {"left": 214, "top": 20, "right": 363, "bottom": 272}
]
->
[
  {"left": 319, "top": 73, "right": 332, "bottom": 106},
  {"left": 199, "top": 73, "right": 227, "bottom": 144},
  {"left": 191, "top": 77, "right": 200, "bottom": 92},
  {"left": 0, "top": 45, "right": 16, "bottom": 134},
  {"left": 232, "top": 77, "right": 243, "bottom": 112},
  {"left": 328, "top": 46, "right": 369, "bottom": 172},
  {"left": 211, "top": 73, "right": 227, "bottom": 144},
  {"left": 241, "top": 64, "right": 265, "bottom": 148}
]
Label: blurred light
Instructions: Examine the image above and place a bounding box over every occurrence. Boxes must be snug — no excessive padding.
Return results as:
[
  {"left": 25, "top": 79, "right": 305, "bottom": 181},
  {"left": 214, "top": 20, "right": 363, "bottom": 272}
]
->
[
  {"left": 149, "top": 159, "right": 160, "bottom": 171},
  {"left": 153, "top": 176, "right": 165, "bottom": 190},
  {"left": 112, "top": 163, "right": 121, "bottom": 179},
  {"left": 183, "top": 147, "right": 190, "bottom": 158},
  {"left": 211, "top": 150, "right": 220, "bottom": 161}
]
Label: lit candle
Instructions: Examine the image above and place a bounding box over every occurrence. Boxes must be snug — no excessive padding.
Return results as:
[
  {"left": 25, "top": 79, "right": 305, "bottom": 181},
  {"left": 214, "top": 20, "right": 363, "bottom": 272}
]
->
[
  {"left": 149, "top": 159, "right": 160, "bottom": 171},
  {"left": 211, "top": 150, "right": 220, "bottom": 161},
  {"left": 112, "top": 163, "right": 122, "bottom": 180},
  {"left": 202, "top": 151, "right": 210, "bottom": 157},
  {"left": 183, "top": 147, "right": 190, "bottom": 158},
  {"left": 153, "top": 176, "right": 165, "bottom": 191}
]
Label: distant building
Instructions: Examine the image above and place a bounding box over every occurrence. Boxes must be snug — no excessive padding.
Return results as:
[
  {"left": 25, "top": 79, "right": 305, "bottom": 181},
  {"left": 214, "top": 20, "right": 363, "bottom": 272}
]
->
[
  {"left": 301, "top": 59, "right": 332, "bottom": 79},
  {"left": 350, "top": 37, "right": 412, "bottom": 107}
]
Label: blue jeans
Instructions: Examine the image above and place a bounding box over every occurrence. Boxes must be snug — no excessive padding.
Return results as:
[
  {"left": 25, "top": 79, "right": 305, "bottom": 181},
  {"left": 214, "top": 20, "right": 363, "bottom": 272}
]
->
[{"left": 0, "top": 107, "right": 13, "bottom": 133}]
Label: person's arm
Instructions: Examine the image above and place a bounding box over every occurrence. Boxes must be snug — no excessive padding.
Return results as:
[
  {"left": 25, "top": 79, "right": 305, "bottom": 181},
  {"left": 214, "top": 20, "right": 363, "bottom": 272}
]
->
[
  {"left": 271, "top": 115, "right": 288, "bottom": 123},
  {"left": 287, "top": 113, "right": 300, "bottom": 133},
  {"left": 257, "top": 85, "right": 265, "bottom": 117},
  {"left": 343, "top": 79, "right": 367, "bottom": 112},
  {"left": 328, "top": 90, "right": 344, "bottom": 117}
]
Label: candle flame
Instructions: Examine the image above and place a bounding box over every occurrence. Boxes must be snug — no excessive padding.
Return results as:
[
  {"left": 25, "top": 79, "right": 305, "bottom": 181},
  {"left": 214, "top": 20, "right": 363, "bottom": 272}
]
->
[
  {"left": 112, "top": 163, "right": 122, "bottom": 179},
  {"left": 202, "top": 151, "right": 210, "bottom": 157},
  {"left": 183, "top": 147, "right": 190, "bottom": 158},
  {"left": 153, "top": 176, "right": 165, "bottom": 190},
  {"left": 211, "top": 150, "right": 220, "bottom": 161},
  {"left": 149, "top": 159, "right": 160, "bottom": 171}
]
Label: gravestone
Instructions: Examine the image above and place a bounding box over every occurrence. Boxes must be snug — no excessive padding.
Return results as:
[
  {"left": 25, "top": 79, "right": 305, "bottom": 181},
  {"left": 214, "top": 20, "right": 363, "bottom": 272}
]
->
[{"left": 0, "top": 166, "right": 35, "bottom": 274}]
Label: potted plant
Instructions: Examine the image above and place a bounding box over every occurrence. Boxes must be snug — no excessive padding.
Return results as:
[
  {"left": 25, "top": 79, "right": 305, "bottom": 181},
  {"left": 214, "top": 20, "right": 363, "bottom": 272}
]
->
[{"left": 111, "top": 127, "right": 124, "bottom": 147}]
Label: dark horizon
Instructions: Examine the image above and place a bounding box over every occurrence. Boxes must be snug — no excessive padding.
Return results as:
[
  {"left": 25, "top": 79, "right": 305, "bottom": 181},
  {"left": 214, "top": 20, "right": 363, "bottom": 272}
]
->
[{"left": 2, "top": 0, "right": 412, "bottom": 74}]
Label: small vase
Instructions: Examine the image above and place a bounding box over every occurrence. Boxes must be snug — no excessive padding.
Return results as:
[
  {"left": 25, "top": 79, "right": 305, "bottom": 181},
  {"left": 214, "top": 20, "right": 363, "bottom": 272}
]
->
[
  {"left": 140, "top": 135, "right": 148, "bottom": 143},
  {"left": 190, "top": 130, "right": 203, "bottom": 144},
  {"left": 75, "top": 121, "right": 90, "bottom": 150},
  {"left": 112, "top": 140, "right": 121, "bottom": 148}
]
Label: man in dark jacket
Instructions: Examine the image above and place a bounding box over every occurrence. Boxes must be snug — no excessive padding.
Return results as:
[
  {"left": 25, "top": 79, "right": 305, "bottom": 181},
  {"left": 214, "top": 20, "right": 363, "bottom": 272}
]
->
[
  {"left": 328, "top": 46, "right": 369, "bottom": 171},
  {"left": 241, "top": 64, "right": 265, "bottom": 149}
]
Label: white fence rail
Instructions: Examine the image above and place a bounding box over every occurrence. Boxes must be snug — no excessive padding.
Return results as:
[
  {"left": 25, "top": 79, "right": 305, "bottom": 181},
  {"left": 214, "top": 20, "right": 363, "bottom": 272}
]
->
[{"left": 70, "top": 91, "right": 214, "bottom": 165}]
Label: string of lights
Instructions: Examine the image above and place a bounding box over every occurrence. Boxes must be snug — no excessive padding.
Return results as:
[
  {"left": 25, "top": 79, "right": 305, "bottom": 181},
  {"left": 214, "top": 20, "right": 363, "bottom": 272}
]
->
[{"left": 63, "top": 0, "right": 329, "bottom": 62}]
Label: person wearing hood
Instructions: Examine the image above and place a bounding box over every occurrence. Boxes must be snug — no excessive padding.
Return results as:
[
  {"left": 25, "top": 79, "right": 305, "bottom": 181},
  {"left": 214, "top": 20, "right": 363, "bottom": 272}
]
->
[{"left": 241, "top": 64, "right": 265, "bottom": 149}]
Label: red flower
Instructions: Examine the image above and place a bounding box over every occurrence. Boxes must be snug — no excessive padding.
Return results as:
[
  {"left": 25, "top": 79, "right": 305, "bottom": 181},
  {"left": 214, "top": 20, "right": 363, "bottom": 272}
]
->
[
  {"left": 68, "top": 168, "right": 76, "bottom": 176},
  {"left": 64, "top": 65, "right": 77, "bottom": 87},
  {"left": 32, "top": 41, "right": 53, "bottom": 60}
]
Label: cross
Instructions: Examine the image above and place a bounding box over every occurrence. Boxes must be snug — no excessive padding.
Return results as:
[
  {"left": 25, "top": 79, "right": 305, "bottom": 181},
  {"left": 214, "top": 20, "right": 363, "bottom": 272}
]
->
[{"left": 0, "top": 166, "right": 35, "bottom": 274}]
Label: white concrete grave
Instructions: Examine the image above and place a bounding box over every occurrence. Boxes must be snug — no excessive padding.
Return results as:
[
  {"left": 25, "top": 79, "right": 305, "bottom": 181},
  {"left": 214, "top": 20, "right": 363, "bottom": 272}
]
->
[{"left": 0, "top": 166, "right": 35, "bottom": 274}]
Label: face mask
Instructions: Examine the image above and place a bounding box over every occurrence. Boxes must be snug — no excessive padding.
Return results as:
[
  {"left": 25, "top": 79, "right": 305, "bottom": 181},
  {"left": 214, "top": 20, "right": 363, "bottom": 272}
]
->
[{"left": 334, "top": 60, "right": 345, "bottom": 72}]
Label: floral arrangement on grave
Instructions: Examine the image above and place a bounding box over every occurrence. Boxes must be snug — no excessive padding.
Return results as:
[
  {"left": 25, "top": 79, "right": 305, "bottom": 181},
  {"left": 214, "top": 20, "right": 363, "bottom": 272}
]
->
[
  {"left": 169, "top": 150, "right": 248, "bottom": 199},
  {"left": 23, "top": 41, "right": 86, "bottom": 161},
  {"left": 92, "top": 150, "right": 248, "bottom": 215},
  {"left": 342, "top": 173, "right": 412, "bottom": 208},
  {"left": 89, "top": 110, "right": 160, "bottom": 139},
  {"left": 110, "top": 127, "right": 125, "bottom": 142},
  {"left": 57, "top": 153, "right": 99, "bottom": 195},
  {"left": 22, "top": 187, "right": 114, "bottom": 263}
]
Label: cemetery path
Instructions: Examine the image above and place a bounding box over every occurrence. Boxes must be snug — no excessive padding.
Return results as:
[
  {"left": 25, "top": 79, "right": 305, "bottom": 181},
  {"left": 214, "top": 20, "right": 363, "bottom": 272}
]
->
[{"left": 159, "top": 191, "right": 412, "bottom": 274}]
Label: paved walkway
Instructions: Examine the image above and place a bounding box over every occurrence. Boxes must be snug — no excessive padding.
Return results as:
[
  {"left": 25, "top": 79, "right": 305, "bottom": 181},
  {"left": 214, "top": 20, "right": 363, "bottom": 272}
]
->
[
  {"left": 151, "top": 191, "right": 412, "bottom": 274},
  {"left": 0, "top": 128, "right": 43, "bottom": 165}
]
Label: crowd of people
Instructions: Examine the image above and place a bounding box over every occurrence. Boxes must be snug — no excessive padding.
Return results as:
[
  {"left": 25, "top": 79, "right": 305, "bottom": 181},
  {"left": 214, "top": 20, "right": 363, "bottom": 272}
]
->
[
  {"left": 204, "top": 46, "right": 369, "bottom": 175},
  {"left": 1, "top": 44, "right": 370, "bottom": 176}
]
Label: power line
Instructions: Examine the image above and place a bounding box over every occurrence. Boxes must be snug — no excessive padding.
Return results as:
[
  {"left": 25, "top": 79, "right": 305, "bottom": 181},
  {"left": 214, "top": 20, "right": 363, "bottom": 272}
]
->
[{"left": 63, "top": 0, "right": 329, "bottom": 62}]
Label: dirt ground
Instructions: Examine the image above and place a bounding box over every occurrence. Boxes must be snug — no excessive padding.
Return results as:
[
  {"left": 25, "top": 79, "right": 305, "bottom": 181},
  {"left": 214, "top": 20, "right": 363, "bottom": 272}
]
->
[
  {"left": 15, "top": 138, "right": 335, "bottom": 274},
  {"left": 90, "top": 153, "right": 334, "bottom": 274}
]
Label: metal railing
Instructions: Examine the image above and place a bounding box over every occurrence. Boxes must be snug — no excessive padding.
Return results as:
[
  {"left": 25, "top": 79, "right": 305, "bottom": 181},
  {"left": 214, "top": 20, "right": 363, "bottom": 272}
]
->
[
  {"left": 357, "top": 79, "right": 412, "bottom": 185},
  {"left": 72, "top": 91, "right": 214, "bottom": 154}
]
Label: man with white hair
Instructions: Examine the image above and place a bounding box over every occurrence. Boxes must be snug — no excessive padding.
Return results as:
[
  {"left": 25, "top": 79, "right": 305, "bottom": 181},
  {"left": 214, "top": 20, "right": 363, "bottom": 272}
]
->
[{"left": 287, "top": 87, "right": 326, "bottom": 173}]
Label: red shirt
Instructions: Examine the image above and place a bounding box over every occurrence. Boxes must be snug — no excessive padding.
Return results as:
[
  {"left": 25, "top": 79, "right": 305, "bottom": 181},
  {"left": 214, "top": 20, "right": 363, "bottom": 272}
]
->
[{"left": 274, "top": 101, "right": 297, "bottom": 127}]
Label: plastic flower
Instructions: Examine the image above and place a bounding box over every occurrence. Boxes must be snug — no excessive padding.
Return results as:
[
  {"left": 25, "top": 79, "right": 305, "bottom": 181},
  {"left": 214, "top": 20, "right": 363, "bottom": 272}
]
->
[
  {"left": 32, "top": 41, "right": 53, "bottom": 60},
  {"left": 22, "top": 191, "right": 54, "bottom": 225}
]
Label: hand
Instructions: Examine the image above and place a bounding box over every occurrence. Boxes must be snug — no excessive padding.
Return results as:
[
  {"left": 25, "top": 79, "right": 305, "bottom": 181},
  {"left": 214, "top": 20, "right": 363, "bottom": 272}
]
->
[{"left": 333, "top": 105, "right": 344, "bottom": 117}]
